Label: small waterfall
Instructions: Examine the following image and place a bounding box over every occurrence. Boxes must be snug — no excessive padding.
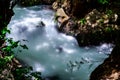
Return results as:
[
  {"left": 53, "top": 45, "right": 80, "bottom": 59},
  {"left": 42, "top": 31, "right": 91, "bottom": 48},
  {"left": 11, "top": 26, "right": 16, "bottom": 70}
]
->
[{"left": 7, "top": 5, "right": 113, "bottom": 80}]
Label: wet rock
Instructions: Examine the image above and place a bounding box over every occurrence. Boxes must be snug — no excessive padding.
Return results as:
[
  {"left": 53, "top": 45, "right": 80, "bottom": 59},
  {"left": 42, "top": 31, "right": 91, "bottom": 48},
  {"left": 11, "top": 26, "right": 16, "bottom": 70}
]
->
[
  {"left": 56, "top": 46, "right": 63, "bottom": 53},
  {"left": 56, "top": 8, "right": 69, "bottom": 23},
  {"left": 36, "top": 21, "right": 45, "bottom": 27},
  {"left": 90, "top": 44, "right": 120, "bottom": 80}
]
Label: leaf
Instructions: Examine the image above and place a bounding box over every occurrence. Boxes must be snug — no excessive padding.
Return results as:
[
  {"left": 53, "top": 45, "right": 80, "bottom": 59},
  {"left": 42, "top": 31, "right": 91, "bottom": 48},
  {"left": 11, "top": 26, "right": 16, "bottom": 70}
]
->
[
  {"left": 2, "top": 46, "right": 11, "bottom": 52},
  {"left": 4, "top": 55, "right": 14, "bottom": 62},
  {"left": 11, "top": 41, "right": 19, "bottom": 48},
  {"left": 1, "top": 28, "right": 11, "bottom": 35}
]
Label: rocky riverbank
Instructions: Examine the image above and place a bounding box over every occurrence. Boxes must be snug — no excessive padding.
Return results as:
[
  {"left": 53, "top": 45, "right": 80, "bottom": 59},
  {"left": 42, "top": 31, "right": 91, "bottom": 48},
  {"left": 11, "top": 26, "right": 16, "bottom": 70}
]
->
[
  {"left": 53, "top": 0, "right": 120, "bottom": 46},
  {"left": 52, "top": 0, "right": 120, "bottom": 79},
  {"left": 1, "top": 0, "right": 120, "bottom": 79},
  {"left": 90, "top": 44, "right": 120, "bottom": 80}
]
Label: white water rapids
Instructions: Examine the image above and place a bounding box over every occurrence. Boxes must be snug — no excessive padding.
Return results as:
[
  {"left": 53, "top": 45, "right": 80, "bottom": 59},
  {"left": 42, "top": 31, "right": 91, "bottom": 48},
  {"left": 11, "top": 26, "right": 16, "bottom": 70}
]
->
[{"left": 7, "top": 5, "right": 113, "bottom": 80}]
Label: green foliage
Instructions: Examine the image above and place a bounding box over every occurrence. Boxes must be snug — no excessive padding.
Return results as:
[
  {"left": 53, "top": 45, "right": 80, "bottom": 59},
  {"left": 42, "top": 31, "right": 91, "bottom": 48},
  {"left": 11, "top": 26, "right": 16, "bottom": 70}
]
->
[
  {"left": 0, "top": 27, "right": 43, "bottom": 80},
  {"left": 99, "top": 19, "right": 104, "bottom": 24},
  {"left": 54, "top": 13, "right": 59, "bottom": 22},
  {"left": 106, "top": 9, "right": 113, "bottom": 16},
  {"left": 0, "top": 55, "right": 14, "bottom": 72},
  {"left": 4, "top": 55, "right": 14, "bottom": 62},
  {"left": 0, "top": 27, "right": 10, "bottom": 39},
  {"left": 0, "top": 16, "right": 2, "bottom": 19},
  {"left": 13, "top": 67, "right": 42, "bottom": 80},
  {"left": 105, "top": 27, "right": 113, "bottom": 32},
  {"left": 30, "top": 72, "right": 42, "bottom": 80},
  {"left": 79, "top": 18, "right": 86, "bottom": 25},
  {"left": 98, "top": 0, "right": 109, "bottom": 4}
]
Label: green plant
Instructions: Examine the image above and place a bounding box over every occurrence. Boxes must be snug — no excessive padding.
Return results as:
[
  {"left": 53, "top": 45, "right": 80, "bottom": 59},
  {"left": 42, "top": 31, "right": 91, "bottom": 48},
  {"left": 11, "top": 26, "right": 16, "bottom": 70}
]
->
[
  {"left": 13, "top": 67, "right": 42, "bottom": 80},
  {"left": 53, "top": 13, "right": 59, "bottom": 22},
  {"left": 105, "top": 27, "right": 113, "bottom": 32},
  {"left": 106, "top": 9, "right": 113, "bottom": 16},
  {"left": 79, "top": 18, "right": 86, "bottom": 25},
  {"left": 0, "top": 27, "right": 28, "bottom": 55},
  {"left": 0, "top": 27, "right": 43, "bottom": 80},
  {"left": 98, "top": 0, "right": 109, "bottom": 4}
]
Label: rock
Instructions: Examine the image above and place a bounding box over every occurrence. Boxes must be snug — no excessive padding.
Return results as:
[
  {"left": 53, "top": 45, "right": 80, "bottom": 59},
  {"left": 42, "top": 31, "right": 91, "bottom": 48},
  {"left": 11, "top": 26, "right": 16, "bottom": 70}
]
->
[
  {"left": 52, "top": 1, "right": 60, "bottom": 10},
  {"left": 90, "top": 44, "right": 120, "bottom": 80},
  {"left": 71, "top": 0, "right": 89, "bottom": 18},
  {"left": 56, "top": 46, "right": 63, "bottom": 53},
  {"left": 59, "top": 19, "right": 77, "bottom": 35},
  {"left": 36, "top": 21, "right": 45, "bottom": 27},
  {"left": 58, "top": 9, "right": 120, "bottom": 46},
  {"left": 53, "top": 0, "right": 120, "bottom": 79},
  {"left": 56, "top": 8, "right": 69, "bottom": 23}
]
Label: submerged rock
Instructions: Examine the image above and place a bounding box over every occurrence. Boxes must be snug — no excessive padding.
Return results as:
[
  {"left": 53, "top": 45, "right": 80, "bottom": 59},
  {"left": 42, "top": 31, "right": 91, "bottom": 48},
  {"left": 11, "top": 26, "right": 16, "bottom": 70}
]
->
[{"left": 36, "top": 21, "right": 45, "bottom": 27}]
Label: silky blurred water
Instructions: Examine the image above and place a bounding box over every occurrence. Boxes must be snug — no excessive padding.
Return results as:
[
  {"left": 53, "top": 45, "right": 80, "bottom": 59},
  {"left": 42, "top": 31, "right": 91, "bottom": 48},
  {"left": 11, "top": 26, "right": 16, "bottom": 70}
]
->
[{"left": 7, "top": 5, "right": 113, "bottom": 80}]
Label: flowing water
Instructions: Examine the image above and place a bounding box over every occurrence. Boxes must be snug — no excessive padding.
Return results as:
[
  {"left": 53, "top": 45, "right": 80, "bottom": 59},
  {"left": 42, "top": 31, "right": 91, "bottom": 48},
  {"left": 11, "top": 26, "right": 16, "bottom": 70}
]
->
[{"left": 7, "top": 5, "right": 113, "bottom": 80}]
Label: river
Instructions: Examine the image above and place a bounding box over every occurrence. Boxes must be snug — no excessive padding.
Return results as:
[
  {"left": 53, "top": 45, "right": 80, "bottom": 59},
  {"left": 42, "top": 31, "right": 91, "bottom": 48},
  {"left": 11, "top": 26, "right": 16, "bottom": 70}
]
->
[{"left": 7, "top": 5, "right": 113, "bottom": 80}]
